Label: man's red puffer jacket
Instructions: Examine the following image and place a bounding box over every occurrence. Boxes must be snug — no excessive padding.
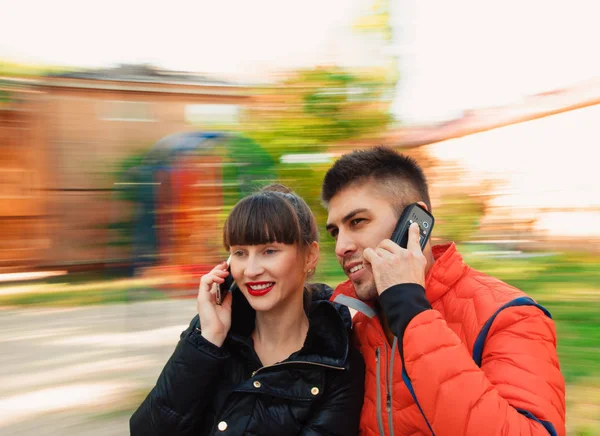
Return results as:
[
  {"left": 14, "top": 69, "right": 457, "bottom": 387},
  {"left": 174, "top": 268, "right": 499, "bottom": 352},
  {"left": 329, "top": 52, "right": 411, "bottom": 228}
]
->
[{"left": 331, "top": 243, "right": 565, "bottom": 436}]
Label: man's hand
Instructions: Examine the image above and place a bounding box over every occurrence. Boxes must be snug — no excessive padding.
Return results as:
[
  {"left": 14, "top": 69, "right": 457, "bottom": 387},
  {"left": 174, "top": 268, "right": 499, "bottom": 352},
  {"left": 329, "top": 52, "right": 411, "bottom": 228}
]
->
[{"left": 363, "top": 222, "right": 427, "bottom": 295}]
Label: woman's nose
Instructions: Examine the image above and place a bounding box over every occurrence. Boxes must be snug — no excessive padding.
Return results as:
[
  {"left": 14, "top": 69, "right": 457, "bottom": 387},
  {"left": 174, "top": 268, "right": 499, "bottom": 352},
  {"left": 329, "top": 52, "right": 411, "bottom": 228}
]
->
[{"left": 243, "top": 255, "right": 264, "bottom": 278}]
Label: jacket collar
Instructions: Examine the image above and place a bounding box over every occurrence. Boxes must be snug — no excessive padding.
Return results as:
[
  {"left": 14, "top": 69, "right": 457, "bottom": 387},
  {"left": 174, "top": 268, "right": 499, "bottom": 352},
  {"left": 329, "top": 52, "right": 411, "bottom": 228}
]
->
[
  {"left": 332, "top": 242, "right": 469, "bottom": 316},
  {"left": 228, "top": 283, "right": 351, "bottom": 368},
  {"left": 425, "top": 242, "right": 469, "bottom": 302}
]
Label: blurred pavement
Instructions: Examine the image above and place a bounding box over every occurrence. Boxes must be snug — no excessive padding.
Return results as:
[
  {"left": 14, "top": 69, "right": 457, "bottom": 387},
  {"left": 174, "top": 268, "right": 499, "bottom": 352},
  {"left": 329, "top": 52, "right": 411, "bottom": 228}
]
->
[{"left": 0, "top": 299, "right": 197, "bottom": 436}]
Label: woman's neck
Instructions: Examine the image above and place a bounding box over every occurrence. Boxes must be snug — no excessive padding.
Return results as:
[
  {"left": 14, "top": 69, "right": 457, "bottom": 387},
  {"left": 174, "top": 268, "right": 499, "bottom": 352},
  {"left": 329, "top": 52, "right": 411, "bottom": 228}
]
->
[{"left": 252, "top": 291, "right": 309, "bottom": 367}]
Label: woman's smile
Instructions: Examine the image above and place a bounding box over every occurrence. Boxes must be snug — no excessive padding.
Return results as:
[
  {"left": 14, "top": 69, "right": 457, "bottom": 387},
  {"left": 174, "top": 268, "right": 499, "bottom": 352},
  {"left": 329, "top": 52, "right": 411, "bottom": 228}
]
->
[{"left": 246, "top": 281, "right": 275, "bottom": 296}]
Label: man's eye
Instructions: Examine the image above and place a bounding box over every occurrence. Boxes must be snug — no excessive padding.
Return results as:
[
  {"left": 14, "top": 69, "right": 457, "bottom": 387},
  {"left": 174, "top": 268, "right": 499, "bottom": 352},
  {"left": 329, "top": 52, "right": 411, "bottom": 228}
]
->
[
  {"left": 350, "top": 218, "right": 365, "bottom": 226},
  {"left": 329, "top": 229, "right": 339, "bottom": 238}
]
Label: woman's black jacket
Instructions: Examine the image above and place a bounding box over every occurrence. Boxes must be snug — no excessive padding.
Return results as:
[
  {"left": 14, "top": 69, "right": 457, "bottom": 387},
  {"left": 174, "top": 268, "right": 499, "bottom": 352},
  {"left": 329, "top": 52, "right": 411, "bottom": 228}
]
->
[{"left": 130, "top": 284, "right": 365, "bottom": 435}]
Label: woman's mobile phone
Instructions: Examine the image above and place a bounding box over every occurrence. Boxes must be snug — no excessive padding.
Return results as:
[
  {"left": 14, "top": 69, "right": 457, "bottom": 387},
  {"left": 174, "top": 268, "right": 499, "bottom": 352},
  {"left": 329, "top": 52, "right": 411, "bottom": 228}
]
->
[
  {"left": 216, "top": 255, "right": 233, "bottom": 305},
  {"left": 390, "top": 203, "right": 434, "bottom": 250}
]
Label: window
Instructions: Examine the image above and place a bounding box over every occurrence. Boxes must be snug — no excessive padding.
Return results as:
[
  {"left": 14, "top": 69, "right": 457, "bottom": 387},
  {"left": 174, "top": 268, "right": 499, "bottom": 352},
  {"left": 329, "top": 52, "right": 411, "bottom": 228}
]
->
[
  {"left": 184, "top": 104, "right": 240, "bottom": 125},
  {"left": 100, "top": 100, "right": 155, "bottom": 122}
]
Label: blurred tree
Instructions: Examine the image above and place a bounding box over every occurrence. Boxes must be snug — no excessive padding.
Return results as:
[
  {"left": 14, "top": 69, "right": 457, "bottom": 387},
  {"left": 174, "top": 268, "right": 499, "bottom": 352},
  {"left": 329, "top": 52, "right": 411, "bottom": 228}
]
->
[
  {"left": 236, "top": 0, "right": 402, "bottom": 283},
  {"left": 352, "top": 0, "right": 399, "bottom": 91},
  {"left": 240, "top": 0, "right": 399, "bottom": 161},
  {"left": 239, "top": 66, "right": 396, "bottom": 284},
  {"left": 432, "top": 193, "right": 487, "bottom": 244},
  {"left": 0, "top": 58, "right": 66, "bottom": 77},
  {"left": 105, "top": 150, "right": 148, "bottom": 249},
  {"left": 242, "top": 67, "right": 393, "bottom": 162},
  {"left": 0, "top": 89, "right": 9, "bottom": 105}
]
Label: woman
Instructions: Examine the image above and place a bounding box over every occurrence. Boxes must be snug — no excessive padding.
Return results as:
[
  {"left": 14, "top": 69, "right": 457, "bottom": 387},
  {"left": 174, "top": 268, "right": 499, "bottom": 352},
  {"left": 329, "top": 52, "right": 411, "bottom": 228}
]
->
[{"left": 130, "top": 184, "right": 365, "bottom": 435}]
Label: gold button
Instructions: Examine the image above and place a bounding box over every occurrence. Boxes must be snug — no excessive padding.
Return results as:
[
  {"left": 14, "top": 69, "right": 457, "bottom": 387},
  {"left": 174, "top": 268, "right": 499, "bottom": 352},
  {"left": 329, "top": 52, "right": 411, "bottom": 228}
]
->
[
  {"left": 311, "top": 387, "right": 319, "bottom": 396},
  {"left": 253, "top": 381, "right": 261, "bottom": 388},
  {"left": 218, "top": 421, "right": 228, "bottom": 431}
]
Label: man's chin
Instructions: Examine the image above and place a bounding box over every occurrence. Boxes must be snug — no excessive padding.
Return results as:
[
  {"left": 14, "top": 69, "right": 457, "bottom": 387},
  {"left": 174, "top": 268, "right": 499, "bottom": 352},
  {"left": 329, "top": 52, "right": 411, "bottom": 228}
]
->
[{"left": 352, "top": 281, "right": 378, "bottom": 302}]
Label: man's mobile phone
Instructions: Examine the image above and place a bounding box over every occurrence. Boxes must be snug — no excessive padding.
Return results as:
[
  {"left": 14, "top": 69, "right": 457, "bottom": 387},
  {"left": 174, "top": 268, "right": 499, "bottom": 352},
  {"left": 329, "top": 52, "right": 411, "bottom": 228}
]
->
[
  {"left": 216, "top": 255, "right": 233, "bottom": 306},
  {"left": 390, "top": 203, "right": 434, "bottom": 250}
]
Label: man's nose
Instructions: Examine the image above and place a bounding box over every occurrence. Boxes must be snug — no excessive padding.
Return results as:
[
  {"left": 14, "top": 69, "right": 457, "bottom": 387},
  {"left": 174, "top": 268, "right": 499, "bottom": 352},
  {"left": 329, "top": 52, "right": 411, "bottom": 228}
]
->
[{"left": 335, "top": 230, "right": 356, "bottom": 258}]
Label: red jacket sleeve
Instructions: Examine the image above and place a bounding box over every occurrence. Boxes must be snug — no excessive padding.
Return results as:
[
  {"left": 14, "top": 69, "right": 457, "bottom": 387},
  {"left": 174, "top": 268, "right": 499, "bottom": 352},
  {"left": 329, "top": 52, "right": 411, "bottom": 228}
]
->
[{"left": 401, "top": 306, "right": 565, "bottom": 436}]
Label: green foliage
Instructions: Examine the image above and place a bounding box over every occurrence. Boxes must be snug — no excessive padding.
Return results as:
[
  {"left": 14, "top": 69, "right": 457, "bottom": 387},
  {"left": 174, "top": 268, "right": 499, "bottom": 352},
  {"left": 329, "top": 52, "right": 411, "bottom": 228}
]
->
[
  {"left": 103, "top": 150, "right": 149, "bottom": 248},
  {"left": 352, "top": 0, "right": 399, "bottom": 89},
  {"left": 0, "top": 88, "right": 10, "bottom": 103},
  {"left": 239, "top": 64, "right": 396, "bottom": 282},
  {"left": 221, "top": 135, "right": 277, "bottom": 206},
  {"left": 434, "top": 193, "right": 486, "bottom": 243},
  {"left": 0, "top": 58, "right": 67, "bottom": 77},
  {"left": 353, "top": 0, "right": 394, "bottom": 41},
  {"left": 242, "top": 66, "right": 393, "bottom": 162},
  {"left": 277, "top": 161, "right": 332, "bottom": 243}
]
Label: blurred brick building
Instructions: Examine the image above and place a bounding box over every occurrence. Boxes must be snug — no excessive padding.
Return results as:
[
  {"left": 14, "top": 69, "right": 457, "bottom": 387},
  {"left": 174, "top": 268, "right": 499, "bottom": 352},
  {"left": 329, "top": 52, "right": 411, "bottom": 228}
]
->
[
  {"left": 1, "top": 67, "right": 598, "bottom": 272},
  {"left": 0, "top": 65, "right": 256, "bottom": 272}
]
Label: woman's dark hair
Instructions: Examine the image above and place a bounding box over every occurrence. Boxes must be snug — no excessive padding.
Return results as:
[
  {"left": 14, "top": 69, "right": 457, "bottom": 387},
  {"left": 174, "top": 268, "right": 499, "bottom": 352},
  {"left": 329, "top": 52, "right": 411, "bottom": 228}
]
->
[{"left": 223, "top": 184, "right": 319, "bottom": 250}]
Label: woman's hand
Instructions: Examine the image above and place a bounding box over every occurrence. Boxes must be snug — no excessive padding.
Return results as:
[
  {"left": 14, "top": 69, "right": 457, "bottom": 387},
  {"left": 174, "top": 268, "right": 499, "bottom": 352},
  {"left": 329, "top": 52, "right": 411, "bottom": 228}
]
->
[{"left": 197, "top": 261, "right": 233, "bottom": 347}]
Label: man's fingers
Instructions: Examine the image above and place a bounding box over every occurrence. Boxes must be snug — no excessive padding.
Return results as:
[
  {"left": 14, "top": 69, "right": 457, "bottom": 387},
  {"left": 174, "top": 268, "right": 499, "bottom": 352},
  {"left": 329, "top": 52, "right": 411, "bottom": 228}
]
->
[
  {"left": 379, "top": 238, "right": 402, "bottom": 254},
  {"left": 362, "top": 247, "right": 377, "bottom": 264},
  {"left": 375, "top": 246, "right": 393, "bottom": 259},
  {"left": 406, "top": 222, "right": 422, "bottom": 254}
]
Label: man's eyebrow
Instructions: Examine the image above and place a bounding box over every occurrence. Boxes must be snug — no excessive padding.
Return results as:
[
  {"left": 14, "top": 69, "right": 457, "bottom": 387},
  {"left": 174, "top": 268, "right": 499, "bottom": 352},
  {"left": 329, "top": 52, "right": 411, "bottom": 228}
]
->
[{"left": 326, "top": 208, "right": 369, "bottom": 231}]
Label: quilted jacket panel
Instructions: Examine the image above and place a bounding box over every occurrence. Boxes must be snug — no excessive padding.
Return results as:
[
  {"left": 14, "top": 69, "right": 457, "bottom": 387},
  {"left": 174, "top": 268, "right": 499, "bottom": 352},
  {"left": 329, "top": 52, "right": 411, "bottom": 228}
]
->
[{"left": 332, "top": 243, "right": 566, "bottom": 436}]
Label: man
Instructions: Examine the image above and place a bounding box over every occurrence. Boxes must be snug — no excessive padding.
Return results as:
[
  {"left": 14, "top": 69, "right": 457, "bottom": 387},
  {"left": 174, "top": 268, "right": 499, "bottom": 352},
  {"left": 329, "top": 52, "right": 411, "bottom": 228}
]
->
[{"left": 322, "top": 146, "right": 565, "bottom": 436}]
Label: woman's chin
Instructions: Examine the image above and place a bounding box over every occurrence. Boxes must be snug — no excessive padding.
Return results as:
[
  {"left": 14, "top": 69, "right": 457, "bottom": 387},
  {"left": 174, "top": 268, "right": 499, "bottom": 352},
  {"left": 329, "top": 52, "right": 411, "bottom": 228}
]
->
[{"left": 245, "top": 292, "right": 277, "bottom": 313}]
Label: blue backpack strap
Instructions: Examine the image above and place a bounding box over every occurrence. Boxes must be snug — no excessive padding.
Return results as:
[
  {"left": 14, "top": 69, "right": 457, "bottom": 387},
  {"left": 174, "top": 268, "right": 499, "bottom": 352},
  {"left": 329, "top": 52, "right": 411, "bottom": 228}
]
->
[
  {"left": 472, "top": 296, "right": 556, "bottom": 436},
  {"left": 472, "top": 296, "right": 551, "bottom": 366},
  {"left": 402, "top": 368, "right": 435, "bottom": 435}
]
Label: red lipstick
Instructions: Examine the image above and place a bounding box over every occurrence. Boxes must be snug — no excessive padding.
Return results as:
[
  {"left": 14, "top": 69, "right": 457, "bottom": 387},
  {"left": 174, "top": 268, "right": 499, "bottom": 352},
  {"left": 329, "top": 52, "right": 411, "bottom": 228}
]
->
[{"left": 246, "top": 281, "right": 275, "bottom": 297}]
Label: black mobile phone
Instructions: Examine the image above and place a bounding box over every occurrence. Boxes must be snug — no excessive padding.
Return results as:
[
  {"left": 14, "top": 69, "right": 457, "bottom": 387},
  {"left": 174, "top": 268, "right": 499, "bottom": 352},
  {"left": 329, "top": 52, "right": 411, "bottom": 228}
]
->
[
  {"left": 216, "top": 255, "right": 234, "bottom": 306},
  {"left": 390, "top": 203, "right": 434, "bottom": 250}
]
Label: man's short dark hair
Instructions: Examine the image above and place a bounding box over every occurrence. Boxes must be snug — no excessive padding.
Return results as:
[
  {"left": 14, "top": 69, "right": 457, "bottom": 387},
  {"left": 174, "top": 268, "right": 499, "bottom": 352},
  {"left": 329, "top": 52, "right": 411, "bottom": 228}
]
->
[{"left": 321, "top": 146, "right": 431, "bottom": 213}]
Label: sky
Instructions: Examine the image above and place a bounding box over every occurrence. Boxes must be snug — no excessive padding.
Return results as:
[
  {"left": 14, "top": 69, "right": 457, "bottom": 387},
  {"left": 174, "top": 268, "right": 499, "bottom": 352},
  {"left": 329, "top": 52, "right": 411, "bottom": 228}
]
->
[{"left": 1, "top": 0, "right": 599, "bottom": 123}]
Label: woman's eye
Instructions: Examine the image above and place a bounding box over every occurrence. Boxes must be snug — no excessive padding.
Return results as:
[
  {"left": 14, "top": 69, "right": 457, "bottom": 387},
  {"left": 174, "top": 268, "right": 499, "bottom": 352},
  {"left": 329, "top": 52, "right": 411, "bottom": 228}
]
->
[
  {"left": 264, "top": 249, "right": 277, "bottom": 255},
  {"left": 233, "top": 251, "right": 245, "bottom": 257}
]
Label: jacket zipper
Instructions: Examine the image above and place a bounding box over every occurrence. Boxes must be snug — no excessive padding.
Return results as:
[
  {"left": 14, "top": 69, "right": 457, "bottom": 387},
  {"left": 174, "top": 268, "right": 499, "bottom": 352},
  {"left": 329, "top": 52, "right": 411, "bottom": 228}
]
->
[
  {"left": 375, "top": 348, "right": 386, "bottom": 436},
  {"left": 378, "top": 332, "right": 396, "bottom": 436},
  {"left": 250, "top": 360, "right": 345, "bottom": 377},
  {"left": 388, "top": 337, "right": 397, "bottom": 436}
]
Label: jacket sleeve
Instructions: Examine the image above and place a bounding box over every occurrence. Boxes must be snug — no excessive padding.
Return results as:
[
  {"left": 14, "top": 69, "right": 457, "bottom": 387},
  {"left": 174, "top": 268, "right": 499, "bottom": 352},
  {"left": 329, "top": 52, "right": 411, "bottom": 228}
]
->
[
  {"left": 380, "top": 285, "right": 566, "bottom": 436},
  {"left": 299, "top": 346, "right": 365, "bottom": 436},
  {"left": 130, "top": 315, "right": 230, "bottom": 436}
]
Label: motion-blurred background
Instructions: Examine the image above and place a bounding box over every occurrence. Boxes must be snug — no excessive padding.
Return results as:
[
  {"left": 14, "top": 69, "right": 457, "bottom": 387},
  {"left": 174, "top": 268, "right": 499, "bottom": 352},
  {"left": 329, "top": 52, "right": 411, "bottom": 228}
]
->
[{"left": 0, "top": 0, "right": 598, "bottom": 434}]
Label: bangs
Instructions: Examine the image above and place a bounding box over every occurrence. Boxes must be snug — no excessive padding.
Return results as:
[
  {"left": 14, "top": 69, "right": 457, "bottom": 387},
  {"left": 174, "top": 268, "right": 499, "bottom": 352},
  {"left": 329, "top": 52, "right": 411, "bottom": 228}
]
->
[{"left": 224, "top": 193, "right": 302, "bottom": 249}]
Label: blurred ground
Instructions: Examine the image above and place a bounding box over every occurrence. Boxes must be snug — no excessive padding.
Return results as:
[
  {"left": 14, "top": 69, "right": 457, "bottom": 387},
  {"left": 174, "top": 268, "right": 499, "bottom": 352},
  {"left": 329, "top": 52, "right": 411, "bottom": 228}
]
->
[
  {"left": 0, "top": 299, "right": 196, "bottom": 436},
  {"left": 0, "top": 246, "right": 598, "bottom": 435}
]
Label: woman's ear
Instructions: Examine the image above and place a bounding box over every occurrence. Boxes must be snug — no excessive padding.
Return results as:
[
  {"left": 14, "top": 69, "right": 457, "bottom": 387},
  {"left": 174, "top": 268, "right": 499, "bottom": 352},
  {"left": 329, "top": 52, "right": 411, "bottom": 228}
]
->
[{"left": 305, "top": 241, "right": 320, "bottom": 274}]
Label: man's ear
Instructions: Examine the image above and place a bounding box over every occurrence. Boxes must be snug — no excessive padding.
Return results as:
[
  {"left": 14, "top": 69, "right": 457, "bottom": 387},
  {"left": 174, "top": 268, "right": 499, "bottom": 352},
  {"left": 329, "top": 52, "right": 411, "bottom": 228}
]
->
[{"left": 417, "top": 200, "right": 429, "bottom": 212}]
